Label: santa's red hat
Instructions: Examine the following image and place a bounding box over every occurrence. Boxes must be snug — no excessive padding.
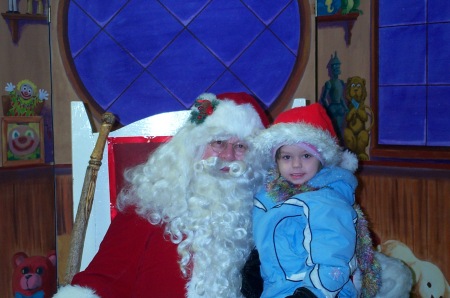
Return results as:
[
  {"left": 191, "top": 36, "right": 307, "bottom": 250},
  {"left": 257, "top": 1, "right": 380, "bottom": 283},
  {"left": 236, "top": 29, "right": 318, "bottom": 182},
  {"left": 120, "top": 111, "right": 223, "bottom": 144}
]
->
[
  {"left": 255, "top": 103, "right": 358, "bottom": 172},
  {"left": 187, "top": 92, "right": 269, "bottom": 142}
]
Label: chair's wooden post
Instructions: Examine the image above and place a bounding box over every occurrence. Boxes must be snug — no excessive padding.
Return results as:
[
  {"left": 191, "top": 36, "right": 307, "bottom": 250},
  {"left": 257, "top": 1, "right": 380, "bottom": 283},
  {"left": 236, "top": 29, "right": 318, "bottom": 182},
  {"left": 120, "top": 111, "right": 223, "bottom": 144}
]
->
[{"left": 64, "top": 112, "right": 115, "bottom": 285}]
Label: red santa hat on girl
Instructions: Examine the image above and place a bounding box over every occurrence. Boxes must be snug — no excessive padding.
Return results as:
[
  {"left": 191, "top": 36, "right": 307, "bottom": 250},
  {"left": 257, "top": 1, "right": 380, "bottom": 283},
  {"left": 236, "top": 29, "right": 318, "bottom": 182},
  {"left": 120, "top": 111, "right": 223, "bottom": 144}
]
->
[{"left": 254, "top": 103, "right": 358, "bottom": 172}]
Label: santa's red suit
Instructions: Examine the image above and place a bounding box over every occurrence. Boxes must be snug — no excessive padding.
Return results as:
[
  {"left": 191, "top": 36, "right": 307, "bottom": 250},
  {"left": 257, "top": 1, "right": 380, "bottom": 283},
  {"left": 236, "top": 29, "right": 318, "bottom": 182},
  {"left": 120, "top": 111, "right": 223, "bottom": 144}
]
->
[
  {"left": 67, "top": 209, "right": 186, "bottom": 297},
  {"left": 54, "top": 92, "right": 269, "bottom": 298}
]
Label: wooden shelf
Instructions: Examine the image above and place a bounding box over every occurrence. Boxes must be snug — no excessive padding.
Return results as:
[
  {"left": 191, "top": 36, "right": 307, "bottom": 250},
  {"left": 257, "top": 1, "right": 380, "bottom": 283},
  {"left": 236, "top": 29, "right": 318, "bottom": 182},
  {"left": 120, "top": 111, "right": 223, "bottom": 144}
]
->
[
  {"left": 316, "top": 12, "right": 360, "bottom": 45},
  {"left": 1, "top": 12, "right": 47, "bottom": 43},
  {"left": 316, "top": 12, "right": 360, "bottom": 22}
]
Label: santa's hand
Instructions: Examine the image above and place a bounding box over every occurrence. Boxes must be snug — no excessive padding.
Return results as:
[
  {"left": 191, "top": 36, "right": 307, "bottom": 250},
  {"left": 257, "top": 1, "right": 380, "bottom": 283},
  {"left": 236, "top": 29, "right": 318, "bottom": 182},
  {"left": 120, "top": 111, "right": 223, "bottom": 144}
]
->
[
  {"left": 39, "top": 89, "right": 49, "bottom": 100},
  {"left": 5, "top": 82, "right": 15, "bottom": 92}
]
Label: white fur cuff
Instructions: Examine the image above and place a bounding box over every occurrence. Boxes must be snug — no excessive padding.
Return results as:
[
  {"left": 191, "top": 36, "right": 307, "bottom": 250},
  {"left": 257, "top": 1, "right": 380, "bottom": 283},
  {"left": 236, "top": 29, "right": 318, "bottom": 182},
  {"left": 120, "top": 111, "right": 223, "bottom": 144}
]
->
[{"left": 53, "top": 284, "right": 100, "bottom": 298}]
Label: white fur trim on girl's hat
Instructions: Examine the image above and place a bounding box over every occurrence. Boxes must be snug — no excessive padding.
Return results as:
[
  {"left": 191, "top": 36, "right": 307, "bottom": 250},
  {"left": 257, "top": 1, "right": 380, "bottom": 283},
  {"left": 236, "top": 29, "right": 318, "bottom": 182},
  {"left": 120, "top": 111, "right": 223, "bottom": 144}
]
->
[
  {"left": 254, "top": 103, "right": 358, "bottom": 172},
  {"left": 186, "top": 92, "right": 269, "bottom": 141}
]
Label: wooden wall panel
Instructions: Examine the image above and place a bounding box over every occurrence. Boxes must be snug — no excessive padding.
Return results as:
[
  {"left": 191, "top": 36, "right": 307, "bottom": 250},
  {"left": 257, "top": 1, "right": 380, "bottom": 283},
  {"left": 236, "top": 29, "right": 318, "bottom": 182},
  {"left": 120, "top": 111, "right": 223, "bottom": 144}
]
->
[
  {"left": 56, "top": 171, "right": 73, "bottom": 235},
  {"left": 428, "top": 180, "right": 450, "bottom": 263},
  {"left": 357, "top": 165, "right": 450, "bottom": 284},
  {"left": 1, "top": 178, "right": 16, "bottom": 298},
  {"left": 2, "top": 164, "right": 447, "bottom": 297},
  {"left": 55, "top": 169, "right": 73, "bottom": 283},
  {"left": 51, "top": 164, "right": 449, "bottom": 294},
  {"left": 0, "top": 166, "right": 56, "bottom": 298}
]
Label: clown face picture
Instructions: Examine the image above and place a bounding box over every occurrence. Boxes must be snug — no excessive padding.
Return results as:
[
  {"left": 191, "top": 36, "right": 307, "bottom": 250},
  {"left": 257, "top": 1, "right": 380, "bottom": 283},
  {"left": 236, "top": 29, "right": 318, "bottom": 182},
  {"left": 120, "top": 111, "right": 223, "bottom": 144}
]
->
[
  {"left": 8, "top": 124, "right": 40, "bottom": 157},
  {"left": 2, "top": 117, "right": 45, "bottom": 166}
]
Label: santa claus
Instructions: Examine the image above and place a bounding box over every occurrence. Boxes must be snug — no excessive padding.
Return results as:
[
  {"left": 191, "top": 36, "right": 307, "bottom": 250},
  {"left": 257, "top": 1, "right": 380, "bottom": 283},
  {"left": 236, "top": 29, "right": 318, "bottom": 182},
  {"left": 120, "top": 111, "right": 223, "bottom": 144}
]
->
[{"left": 54, "top": 92, "right": 269, "bottom": 297}]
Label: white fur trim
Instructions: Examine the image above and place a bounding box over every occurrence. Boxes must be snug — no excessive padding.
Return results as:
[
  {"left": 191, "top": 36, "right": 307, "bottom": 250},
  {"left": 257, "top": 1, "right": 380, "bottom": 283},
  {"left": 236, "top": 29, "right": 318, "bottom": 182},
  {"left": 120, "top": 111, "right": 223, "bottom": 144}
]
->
[
  {"left": 340, "top": 150, "right": 359, "bottom": 173},
  {"left": 253, "top": 122, "right": 358, "bottom": 172},
  {"left": 53, "top": 284, "right": 100, "bottom": 298},
  {"left": 188, "top": 93, "right": 265, "bottom": 141}
]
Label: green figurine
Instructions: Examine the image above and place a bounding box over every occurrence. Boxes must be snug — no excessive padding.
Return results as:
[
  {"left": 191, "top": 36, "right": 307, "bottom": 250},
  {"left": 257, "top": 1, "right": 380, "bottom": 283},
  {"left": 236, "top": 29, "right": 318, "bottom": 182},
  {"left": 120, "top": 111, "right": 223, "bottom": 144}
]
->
[
  {"left": 341, "top": 0, "right": 363, "bottom": 15},
  {"left": 319, "top": 52, "right": 348, "bottom": 144}
]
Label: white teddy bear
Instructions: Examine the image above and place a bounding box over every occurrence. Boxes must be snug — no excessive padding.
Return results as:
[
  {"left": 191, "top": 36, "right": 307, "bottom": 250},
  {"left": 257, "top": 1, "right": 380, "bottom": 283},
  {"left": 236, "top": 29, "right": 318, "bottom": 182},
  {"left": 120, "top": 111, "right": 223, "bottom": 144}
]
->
[{"left": 379, "top": 240, "right": 450, "bottom": 298}]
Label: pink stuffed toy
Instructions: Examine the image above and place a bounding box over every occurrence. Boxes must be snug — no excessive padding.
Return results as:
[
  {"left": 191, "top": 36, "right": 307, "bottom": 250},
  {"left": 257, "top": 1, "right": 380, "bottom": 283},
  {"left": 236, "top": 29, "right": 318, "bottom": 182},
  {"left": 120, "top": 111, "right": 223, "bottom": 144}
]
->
[{"left": 12, "top": 250, "right": 57, "bottom": 298}]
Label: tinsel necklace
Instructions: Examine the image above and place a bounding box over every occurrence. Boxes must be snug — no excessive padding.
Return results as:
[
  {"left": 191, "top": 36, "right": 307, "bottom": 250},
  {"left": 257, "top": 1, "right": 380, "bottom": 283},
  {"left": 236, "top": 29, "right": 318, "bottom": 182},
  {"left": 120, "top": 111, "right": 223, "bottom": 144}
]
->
[{"left": 265, "top": 168, "right": 318, "bottom": 203}]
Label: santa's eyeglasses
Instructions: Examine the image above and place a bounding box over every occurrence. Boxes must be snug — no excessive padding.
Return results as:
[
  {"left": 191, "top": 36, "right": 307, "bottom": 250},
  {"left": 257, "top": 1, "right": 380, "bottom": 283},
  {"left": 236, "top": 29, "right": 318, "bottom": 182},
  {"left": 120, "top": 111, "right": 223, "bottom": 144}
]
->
[{"left": 208, "top": 140, "right": 248, "bottom": 155}]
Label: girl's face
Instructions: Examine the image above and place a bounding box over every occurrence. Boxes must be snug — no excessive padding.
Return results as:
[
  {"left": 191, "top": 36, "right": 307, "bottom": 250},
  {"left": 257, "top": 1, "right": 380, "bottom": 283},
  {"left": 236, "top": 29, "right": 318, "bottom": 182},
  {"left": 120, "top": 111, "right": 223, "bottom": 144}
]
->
[{"left": 276, "top": 145, "right": 321, "bottom": 185}]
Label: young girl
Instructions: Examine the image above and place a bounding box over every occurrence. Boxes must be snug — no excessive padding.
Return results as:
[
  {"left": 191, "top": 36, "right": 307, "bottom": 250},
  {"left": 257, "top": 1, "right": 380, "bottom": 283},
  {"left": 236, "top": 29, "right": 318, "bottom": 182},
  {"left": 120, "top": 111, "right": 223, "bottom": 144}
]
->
[{"left": 252, "top": 103, "right": 360, "bottom": 298}]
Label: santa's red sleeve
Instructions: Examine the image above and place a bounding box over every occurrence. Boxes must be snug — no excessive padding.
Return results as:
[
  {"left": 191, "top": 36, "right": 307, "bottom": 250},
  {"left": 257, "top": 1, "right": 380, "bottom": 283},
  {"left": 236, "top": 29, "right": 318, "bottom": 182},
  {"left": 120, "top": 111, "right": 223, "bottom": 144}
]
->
[{"left": 54, "top": 209, "right": 187, "bottom": 298}]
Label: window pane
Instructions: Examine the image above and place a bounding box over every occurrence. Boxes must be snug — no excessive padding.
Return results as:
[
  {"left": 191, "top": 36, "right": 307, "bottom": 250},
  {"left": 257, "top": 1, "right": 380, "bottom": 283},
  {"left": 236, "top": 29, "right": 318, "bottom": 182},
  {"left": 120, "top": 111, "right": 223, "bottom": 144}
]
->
[
  {"left": 379, "top": 26, "right": 426, "bottom": 85},
  {"left": 427, "top": 87, "right": 450, "bottom": 146},
  {"left": 378, "top": 86, "right": 426, "bottom": 145},
  {"left": 428, "top": 23, "right": 450, "bottom": 84},
  {"left": 379, "top": 0, "right": 426, "bottom": 26}
]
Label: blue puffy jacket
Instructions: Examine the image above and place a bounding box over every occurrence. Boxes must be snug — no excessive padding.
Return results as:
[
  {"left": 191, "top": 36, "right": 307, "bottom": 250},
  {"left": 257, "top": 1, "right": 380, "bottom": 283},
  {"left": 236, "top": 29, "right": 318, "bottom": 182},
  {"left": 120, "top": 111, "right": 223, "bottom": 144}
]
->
[{"left": 253, "top": 166, "right": 358, "bottom": 298}]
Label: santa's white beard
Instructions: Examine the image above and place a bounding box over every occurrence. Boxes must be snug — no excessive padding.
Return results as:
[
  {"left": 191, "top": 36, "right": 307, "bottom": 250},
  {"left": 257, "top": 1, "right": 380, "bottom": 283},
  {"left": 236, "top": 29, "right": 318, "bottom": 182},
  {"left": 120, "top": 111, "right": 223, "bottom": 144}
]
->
[{"left": 171, "top": 157, "right": 255, "bottom": 297}]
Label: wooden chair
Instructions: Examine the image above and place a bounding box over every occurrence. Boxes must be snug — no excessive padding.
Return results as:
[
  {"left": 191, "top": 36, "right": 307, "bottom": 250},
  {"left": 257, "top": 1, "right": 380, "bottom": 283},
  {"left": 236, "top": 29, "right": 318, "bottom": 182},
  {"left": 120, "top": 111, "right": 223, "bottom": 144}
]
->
[{"left": 65, "top": 102, "right": 189, "bottom": 283}]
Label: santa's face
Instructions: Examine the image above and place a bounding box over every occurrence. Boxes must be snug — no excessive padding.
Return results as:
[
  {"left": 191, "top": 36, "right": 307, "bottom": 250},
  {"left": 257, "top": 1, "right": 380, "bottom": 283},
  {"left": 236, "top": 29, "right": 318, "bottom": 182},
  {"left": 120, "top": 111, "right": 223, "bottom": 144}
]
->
[{"left": 202, "top": 137, "right": 247, "bottom": 173}]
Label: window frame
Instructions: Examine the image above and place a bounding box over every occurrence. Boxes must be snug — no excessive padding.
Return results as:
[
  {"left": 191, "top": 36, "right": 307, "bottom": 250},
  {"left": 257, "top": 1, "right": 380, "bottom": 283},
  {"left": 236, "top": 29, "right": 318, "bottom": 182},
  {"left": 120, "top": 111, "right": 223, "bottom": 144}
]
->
[{"left": 370, "top": 1, "right": 450, "bottom": 162}]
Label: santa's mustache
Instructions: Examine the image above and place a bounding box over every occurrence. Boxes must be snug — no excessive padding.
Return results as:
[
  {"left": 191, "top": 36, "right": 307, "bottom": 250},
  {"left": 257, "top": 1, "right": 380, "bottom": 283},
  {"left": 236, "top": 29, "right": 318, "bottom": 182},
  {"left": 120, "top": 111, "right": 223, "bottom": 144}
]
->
[{"left": 194, "top": 157, "right": 247, "bottom": 177}]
